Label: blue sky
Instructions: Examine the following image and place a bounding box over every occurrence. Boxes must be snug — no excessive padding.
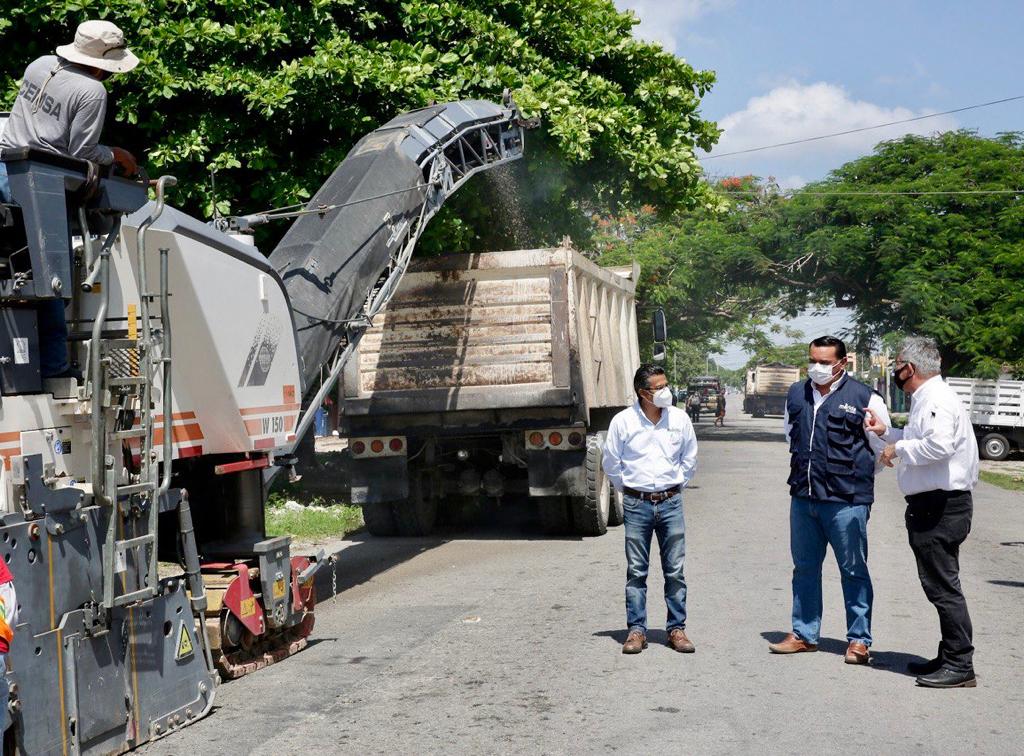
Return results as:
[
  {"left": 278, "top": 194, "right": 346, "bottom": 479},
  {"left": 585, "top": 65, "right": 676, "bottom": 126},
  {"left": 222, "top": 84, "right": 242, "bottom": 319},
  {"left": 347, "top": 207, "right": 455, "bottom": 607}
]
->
[{"left": 614, "top": 0, "right": 1024, "bottom": 367}]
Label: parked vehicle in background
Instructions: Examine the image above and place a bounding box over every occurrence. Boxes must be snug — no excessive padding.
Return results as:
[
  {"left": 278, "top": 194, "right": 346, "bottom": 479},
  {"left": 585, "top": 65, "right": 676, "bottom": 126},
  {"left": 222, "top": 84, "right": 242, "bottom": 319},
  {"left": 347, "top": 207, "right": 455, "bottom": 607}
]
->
[
  {"left": 340, "top": 244, "right": 640, "bottom": 538},
  {"left": 946, "top": 378, "right": 1024, "bottom": 460},
  {"left": 688, "top": 375, "right": 722, "bottom": 411},
  {"left": 743, "top": 363, "right": 802, "bottom": 417}
]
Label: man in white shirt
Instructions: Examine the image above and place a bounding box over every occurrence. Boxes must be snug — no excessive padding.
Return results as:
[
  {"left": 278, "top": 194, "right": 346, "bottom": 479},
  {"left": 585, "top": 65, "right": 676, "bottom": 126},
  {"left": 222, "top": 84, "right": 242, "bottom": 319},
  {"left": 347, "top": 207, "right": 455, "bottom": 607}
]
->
[
  {"left": 864, "top": 335, "right": 979, "bottom": 689},
  {"left": 770, "top": 336, "right": 891, "bottom": 665},
  {"left": 603, "top": 364, "right": 698, "bottom": 655}
]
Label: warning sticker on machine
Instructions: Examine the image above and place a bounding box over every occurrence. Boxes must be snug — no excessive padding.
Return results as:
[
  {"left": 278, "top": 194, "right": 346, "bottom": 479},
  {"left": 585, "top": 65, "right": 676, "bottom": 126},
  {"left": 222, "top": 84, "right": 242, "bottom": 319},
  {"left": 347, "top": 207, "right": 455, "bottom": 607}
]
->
[
  {"left": 272, "top": 578, "right": 286, "bottom": 599},
  {"left": 176, "top": 622, "right": 194, "bottom": 660},
  {"left": 240, "top": 597, "right": 256, "bottom": 617},
  {"left": 12, "top": 338, "right": 28, "bottom": 365}
]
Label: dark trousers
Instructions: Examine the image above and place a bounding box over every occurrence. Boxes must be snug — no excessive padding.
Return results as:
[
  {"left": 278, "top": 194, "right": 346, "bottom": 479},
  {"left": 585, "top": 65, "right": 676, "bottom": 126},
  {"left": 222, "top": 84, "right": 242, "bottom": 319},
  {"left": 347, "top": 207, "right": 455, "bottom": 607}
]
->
[{"left": 905, "top": 489, "right": 974, "bottom": 672}]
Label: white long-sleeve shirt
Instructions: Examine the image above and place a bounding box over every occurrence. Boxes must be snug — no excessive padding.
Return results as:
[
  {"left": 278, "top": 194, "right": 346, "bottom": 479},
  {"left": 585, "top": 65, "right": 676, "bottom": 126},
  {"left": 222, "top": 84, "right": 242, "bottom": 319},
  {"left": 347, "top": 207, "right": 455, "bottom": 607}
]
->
[
  {"left": 883, "top": 375, "right": 979, "bottom": 496},
  {"left": 602, "top": 403, "right": 698, "bottom": 492},
  {"left": 783, "top": 373, "right": 892, "bottom": 467}
]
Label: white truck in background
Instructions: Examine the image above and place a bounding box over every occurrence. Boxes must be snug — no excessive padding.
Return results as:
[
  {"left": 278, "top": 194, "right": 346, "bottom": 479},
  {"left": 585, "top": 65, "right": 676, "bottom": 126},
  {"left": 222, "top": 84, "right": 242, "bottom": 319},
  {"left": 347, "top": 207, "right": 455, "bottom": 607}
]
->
[
  {"left": 743, "top": 363, "right": 801, "bottom": 417},
  {"left": 947, "top": 377, "right": 1024, "bottom": 460}
]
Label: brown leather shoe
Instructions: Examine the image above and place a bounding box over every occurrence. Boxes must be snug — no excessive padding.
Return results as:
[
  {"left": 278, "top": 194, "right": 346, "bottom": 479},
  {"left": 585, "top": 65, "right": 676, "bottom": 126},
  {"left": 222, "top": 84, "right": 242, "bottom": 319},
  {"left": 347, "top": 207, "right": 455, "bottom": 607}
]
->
[
  {"left": 768, "top": 633, "right": 818, "bottom": 654},
  {"left": 667, "top": 628, "right": 695, "bottom": 653},
  {"left": 622, "top": 630, "right": 648, "bottom": 654},
  {"left": 844, "top": 641, "right": 870, "bottom": 665}
]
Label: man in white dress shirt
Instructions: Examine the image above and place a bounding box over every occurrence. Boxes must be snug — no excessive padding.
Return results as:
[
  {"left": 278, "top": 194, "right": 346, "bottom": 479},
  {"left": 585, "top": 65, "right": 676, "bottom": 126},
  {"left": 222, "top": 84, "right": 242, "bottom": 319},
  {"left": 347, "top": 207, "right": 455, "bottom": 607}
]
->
[
  {"left": 865, "top": 335, "right": 980, "bottom": 688},
  {"left": 603, "top": 364, "right": 698, "bottom": 655}
]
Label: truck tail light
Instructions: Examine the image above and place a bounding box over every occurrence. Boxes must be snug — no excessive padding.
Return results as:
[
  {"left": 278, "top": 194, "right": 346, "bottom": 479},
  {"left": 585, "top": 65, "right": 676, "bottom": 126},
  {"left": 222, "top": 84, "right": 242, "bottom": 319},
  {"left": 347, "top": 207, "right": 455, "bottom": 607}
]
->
[
  {"left": 568, "top": 431, "right": 583, "bottom": 446},
  {"left": 548, "top": 431, "right": 563, "bottom": 446},
  {"left": 370, "top": 439, "right": 384, "bottom": 453},
  {"left": 528, "top": 432, "right": 544, "bottom": 448},
  {"left": 351, "top": 441, "right": 366, "bottom": 455},
  {"left": 389, "top": 438, "right": 404, "bottom": 452}
]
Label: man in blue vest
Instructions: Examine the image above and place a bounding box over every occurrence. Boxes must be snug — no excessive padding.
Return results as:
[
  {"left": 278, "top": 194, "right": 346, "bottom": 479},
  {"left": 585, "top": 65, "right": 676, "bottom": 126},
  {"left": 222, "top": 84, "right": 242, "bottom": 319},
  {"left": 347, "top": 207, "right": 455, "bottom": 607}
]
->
[{"left": 768, "top": 336, "right": 891, "bottom": 664}]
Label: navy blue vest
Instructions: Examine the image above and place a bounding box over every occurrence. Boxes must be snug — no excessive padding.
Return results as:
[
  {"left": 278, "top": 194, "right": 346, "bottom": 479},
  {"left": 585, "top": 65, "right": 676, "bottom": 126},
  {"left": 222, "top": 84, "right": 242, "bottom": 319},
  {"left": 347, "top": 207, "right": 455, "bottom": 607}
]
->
[{"left": 786, "top": 376, "right": 876, "bottom": 505}]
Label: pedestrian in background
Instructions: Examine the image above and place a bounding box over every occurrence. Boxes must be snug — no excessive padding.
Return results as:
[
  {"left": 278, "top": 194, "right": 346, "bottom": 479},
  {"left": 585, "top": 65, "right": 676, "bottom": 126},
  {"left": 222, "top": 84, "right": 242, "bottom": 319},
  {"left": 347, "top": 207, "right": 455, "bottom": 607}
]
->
[
  {"left": 769, "top": 336, "right": 891, "bottom": 665},
  {"left": 714, "top": 392, "right": 726, "bottom": 426},
  {"left": 603, "top": 364, "right": 698, "bottom": 655},
  {"left": 864, "top": 335, "right": 979, "bottom": 688}
]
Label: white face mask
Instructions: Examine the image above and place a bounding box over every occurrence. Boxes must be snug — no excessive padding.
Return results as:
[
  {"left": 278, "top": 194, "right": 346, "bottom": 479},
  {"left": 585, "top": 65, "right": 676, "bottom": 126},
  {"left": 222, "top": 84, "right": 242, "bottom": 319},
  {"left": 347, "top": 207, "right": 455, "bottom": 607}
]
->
[
  {"left": 648, "top": 387, "right": 673, "bottom": 408},
  {"left": 807, "top": 362, "right": 841, "bottom": 386}
]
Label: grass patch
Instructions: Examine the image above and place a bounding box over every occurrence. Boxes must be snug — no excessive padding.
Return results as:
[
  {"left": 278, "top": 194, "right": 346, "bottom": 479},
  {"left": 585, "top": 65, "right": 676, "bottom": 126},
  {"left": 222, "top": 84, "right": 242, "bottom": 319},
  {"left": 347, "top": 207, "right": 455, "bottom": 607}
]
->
[
  {"left": 980, "top": 470, "right": 1024, "bottom": 492},
  {"left": 266, "top": 484, "right": 363, "bottom": 541}
]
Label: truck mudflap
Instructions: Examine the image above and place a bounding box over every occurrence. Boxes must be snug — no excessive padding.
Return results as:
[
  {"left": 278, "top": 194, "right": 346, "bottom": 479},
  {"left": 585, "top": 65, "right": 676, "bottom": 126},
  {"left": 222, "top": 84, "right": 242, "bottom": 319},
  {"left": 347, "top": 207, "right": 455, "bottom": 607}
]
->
[
  {"left": 526, "top": 448, "right": 586, "bottom": 497},
  {"left": 348, "top": 455, "right": 409, "bottom": 503}
]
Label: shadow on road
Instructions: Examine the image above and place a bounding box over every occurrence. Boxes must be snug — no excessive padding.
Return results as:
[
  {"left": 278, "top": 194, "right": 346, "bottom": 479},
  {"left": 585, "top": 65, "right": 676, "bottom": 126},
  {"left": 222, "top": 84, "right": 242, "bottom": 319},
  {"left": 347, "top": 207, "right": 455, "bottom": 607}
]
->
[
  {"left": 759, "top": 631, "right": 926, "bottom": 676},
  {"left": 592, "top": 628, "right": 672, "bottom": 646},
  {"left": 693, "top": 424, "right": 786, "bottom": 444},
  {"left": 989, "top": 579, "right": 1024, "bottom": 588}
]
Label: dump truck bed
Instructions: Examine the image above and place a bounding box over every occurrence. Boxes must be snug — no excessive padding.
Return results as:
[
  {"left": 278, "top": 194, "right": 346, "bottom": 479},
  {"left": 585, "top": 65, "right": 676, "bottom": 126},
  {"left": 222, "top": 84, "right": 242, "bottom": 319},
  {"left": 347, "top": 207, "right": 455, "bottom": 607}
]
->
[{"left": 341, "top": 246, "right": 639, "bottom": 425}]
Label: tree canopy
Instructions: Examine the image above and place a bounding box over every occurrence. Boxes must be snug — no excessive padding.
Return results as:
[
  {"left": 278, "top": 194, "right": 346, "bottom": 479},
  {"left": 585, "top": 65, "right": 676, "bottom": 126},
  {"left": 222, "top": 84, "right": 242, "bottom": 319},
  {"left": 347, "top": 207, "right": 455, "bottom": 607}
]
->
[
  {"left": 0, "top": 0, "right": 720, "bottom": 252},
  {"left": 599, "top": 131, "right": 1024, "bottom": 378}
]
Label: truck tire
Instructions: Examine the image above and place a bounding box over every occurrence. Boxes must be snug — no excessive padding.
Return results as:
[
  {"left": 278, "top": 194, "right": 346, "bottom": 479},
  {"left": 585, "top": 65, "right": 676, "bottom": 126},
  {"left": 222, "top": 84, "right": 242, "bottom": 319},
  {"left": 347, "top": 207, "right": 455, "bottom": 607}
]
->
[
  {"left": 571, "top": 433, "right": 609, "bottom": 537},
  {"left": 361, "top": 502, "right": 398, "bottom": 536},
  {"left": 537, "top": 496, "right": 572, "bottom": 535},
  {"left": 607, "top": 487, "right": 625, "bottom": 527},
  {"left": 980, "top": 432, "right": 1011, "bottom": 461},
  {"left": 393, "top": 472, "right": 437, "bottom": 536}
]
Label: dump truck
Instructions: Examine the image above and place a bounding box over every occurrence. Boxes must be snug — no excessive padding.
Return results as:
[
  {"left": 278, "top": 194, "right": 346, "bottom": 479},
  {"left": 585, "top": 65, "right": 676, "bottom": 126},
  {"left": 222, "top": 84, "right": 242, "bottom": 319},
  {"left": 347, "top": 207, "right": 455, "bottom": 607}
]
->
[
  {"left": 947, "top": 377, "right": 1024, "bottom": 460},
  {"left": 340, "top": 245, "right": 640, "bottom": 538},
  {"left": 743, "top": 363, "right": 801, "bottom": 417}
]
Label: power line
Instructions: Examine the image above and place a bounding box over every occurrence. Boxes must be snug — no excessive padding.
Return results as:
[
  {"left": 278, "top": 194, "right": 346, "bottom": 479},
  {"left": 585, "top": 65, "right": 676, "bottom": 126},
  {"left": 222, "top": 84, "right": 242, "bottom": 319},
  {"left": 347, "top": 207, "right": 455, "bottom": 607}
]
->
[
  {"left": 700, "top": 95, "right": 1024, "bottom": 160},
  {"left": 722, "top": 188, "right": 1022, "bottom": 197}
]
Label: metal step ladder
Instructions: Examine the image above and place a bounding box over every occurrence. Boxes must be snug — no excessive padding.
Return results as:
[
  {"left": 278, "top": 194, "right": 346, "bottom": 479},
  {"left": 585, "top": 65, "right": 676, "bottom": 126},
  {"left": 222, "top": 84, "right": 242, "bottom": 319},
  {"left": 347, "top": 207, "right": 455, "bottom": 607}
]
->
[{"left": 85, "top": 178, "right": 178, "bottom": 609}]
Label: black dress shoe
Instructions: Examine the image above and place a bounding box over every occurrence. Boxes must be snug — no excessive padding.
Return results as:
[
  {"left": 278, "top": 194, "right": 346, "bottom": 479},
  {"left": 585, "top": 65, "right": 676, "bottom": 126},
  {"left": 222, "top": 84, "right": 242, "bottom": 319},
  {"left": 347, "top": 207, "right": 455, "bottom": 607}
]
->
[
  {"left": 916, "top": 667, "right": 977, "bottom": 688},
  {"left": 907, "top": 657, "right": 943, "bottom": 675}
]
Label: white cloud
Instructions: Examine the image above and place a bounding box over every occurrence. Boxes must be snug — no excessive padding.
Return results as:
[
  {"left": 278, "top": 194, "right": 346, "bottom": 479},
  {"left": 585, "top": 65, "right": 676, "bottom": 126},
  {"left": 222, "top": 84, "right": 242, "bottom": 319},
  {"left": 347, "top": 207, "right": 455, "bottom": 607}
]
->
[
  {"left": 710, "top": 81, "right": 958, "bottom": 160},
  {"left": 776, "top": 175, "right": 808, "bottom": 191},
  {"left": 614, "top": 0, "right": 733, "bottom": 52}
]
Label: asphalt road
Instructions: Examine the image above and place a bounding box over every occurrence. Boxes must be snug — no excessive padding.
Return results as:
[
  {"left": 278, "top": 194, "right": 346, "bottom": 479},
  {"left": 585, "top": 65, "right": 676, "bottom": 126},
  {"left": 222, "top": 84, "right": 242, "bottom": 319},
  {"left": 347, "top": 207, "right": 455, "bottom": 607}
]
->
[{"left": 144, "top": 404, "right": 1024, "bottom": 755}]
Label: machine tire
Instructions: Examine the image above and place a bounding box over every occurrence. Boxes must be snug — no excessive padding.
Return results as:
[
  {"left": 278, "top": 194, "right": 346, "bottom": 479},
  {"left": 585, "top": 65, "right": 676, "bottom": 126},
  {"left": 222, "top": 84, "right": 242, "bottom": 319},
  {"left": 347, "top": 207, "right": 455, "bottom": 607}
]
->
[
  {"left": 361, "top": 501, "right": 398, "bottom": 536},
  {"left": 607, "top": 486, "right": 625, "bottom": 527},
  {"left": 393, "top": 472, "right": 437, "bottom": 536},
  {"left": 980, "top": 432, "right": 1011, "bottom": 461},
  {"left": 571, "top": 433, "right": 609, "bottom": 537},
  {"left": 537, "top": 496, "right": 572, "bottom": 535}
]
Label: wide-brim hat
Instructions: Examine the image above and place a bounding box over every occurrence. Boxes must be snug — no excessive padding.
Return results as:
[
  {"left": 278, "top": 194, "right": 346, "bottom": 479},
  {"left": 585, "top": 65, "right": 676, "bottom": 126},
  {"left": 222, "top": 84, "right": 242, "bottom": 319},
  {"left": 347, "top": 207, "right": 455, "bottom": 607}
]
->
[{"left": 56, "top": 20, "right": 139, "bottom": 74}]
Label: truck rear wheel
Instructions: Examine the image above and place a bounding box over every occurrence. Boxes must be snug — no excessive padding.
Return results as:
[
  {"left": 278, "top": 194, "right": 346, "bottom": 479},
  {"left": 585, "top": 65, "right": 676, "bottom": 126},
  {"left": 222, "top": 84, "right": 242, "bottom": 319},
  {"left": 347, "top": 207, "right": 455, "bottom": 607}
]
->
[
  {"left": 393, "top": 472, "right": 438, "bottom": 536},
  {"left": 980, "top": 432, "right": 1011, "bottom": 461},
  {"left": 361, "top": 502, "right": 398, "bottom": 536},
  {"left": 571, "top": 433, "right": 609, "bottom": 537}
]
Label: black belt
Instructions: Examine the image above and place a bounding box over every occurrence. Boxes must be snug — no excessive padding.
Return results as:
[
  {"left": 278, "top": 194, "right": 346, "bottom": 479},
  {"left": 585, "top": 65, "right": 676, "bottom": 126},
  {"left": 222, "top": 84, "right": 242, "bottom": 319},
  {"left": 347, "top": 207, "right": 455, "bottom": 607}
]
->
[{"left": 623, "top": 486, "right": 680, "bottom": 502}]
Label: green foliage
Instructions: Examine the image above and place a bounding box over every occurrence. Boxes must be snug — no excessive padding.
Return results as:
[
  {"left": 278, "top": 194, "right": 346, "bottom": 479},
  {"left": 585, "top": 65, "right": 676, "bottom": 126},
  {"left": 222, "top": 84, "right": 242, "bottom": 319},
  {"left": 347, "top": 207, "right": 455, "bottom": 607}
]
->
[
  {"left": 773, "top": 131, "right": 1024, "bottom": 377},
  {"left": 600, "top": 132, "right": 1024, "bottom": 379},
  {"left": 0, "top": 0, "right": 719, "bottom": 251},
  {"left": 979, "top": 470, "right": 1024, "bottom": 493}
]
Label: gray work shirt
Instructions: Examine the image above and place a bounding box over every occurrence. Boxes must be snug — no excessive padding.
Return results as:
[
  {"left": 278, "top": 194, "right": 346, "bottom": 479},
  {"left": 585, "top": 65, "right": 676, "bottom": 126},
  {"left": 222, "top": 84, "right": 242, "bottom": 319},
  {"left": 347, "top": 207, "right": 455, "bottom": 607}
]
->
[{"left": 0, "top": 55, "right": 114, "bottom": 165}]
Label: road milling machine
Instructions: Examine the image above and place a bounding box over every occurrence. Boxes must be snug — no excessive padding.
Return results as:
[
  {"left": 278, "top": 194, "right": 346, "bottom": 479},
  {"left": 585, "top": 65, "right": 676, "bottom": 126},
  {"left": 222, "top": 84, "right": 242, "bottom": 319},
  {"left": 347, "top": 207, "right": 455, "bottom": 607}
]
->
[{"left": 0, "top": 97, "right": 532, "bottom": 754}]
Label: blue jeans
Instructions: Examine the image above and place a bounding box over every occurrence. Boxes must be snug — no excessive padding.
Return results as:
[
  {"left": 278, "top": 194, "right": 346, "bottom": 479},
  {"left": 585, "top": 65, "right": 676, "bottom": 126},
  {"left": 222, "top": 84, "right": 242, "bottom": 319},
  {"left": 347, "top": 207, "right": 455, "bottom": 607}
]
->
[
  {"left": 624, "top": 492, "right": 687, "bottom": 634},
  {"left": 790, "top": 496, "right": 873, "bottom": 645},
  {"left": 0, "top": 163, "right": 9, "bottom": 203},
  {"left": 314, "top": 407, "right": 327, "bottom": 437},
  {"left": 0, "top": 652, "right": 7, "bottom": 734}
]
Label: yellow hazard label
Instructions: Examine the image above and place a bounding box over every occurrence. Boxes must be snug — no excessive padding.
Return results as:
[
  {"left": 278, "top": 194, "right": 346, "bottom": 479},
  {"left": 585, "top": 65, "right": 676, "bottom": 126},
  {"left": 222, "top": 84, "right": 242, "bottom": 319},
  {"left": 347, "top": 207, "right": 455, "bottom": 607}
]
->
[
  {"left": 127, "top": 304, "right": 138, "bottom": 341},
  {"left": 272, "top": 578, "right": 286, "bottom": 599},
  {"left": 240, "top": 597, "right": 256, "bottom": 617},
  {"left": 176, "top": 622, "right": 194, "bottom": 660}
]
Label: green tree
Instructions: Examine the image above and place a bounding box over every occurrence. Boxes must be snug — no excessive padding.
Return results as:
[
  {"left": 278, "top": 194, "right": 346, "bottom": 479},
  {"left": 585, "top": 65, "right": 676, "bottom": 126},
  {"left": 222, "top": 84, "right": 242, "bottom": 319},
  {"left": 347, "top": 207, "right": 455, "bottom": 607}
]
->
[
  {"left": 0, "top": 0, "right": 719, "bottom": 251},
  {"left": 772, "top": 131, "right": 1024, "bottom": 377}
]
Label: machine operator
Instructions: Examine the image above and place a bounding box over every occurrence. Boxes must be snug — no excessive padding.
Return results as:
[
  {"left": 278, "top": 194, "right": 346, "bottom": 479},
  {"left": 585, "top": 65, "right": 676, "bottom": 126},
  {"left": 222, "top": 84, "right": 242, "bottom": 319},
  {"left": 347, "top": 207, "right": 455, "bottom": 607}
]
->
[{"left": 0, "top": 20, "right": 140, "bottom": 378}]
